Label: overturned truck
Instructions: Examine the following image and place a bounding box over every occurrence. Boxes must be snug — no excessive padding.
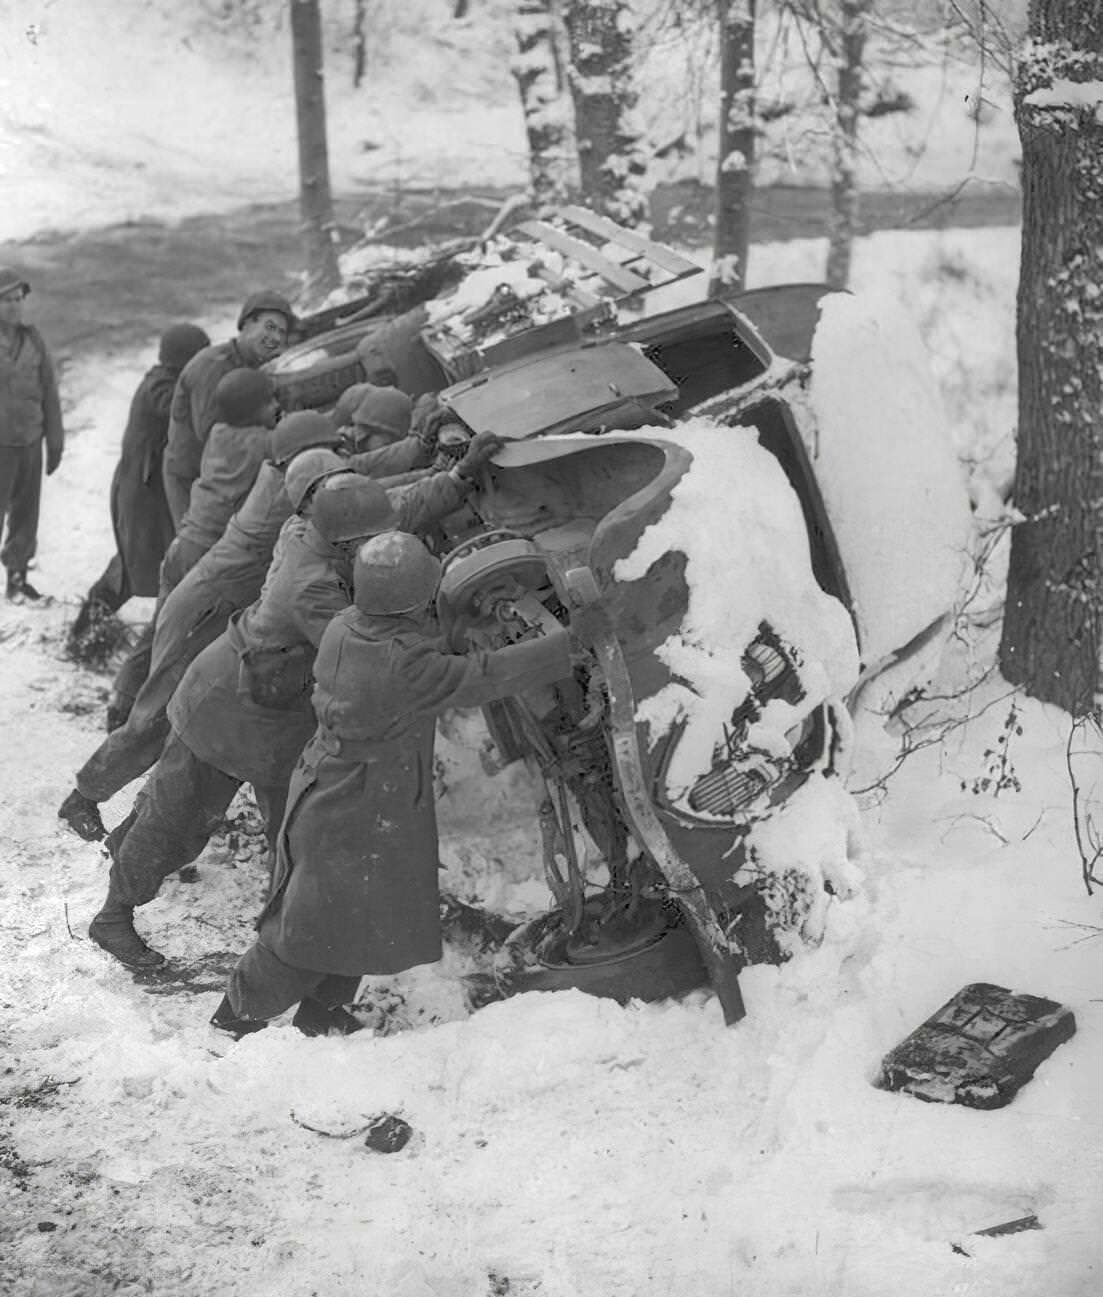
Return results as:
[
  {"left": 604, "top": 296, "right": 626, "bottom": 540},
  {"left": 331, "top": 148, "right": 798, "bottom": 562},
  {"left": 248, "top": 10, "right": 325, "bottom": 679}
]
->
[{"left": 270, "top": 209, "right": 972, "bottom": 1023}]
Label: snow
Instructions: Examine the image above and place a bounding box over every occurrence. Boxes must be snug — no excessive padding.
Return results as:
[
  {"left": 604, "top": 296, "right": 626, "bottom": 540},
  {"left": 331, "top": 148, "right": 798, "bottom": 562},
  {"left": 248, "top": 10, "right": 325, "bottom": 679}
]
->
[
  {"left": 3, "top": 6, "right": 1102, "bottom": 1295},
  {"left": 615, "top": 417, "right": 860, "bottom": 791},
  {"left": 808, "top": 290, "right": 974, "bottom": 668}
]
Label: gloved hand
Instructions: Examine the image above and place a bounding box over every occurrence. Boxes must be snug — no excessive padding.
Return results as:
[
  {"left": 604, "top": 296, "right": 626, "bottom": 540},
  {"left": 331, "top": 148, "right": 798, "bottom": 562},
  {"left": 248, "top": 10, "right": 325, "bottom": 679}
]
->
[
  {"left": 46, "top": 443, "right": 63, "bottom": 476},
  {"left": 454, "top": 430, "right": 506, "bottom": 483},
  {"left": 411, "top": 394, "right": 446, "bottom": 454},
  {"left": 569, "top": 601, "right": 612, "bottom": 652}
]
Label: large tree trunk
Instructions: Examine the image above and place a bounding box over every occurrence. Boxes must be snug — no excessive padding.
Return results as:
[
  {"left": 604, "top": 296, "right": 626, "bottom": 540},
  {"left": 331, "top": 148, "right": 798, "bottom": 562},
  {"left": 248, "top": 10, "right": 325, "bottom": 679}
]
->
[
  {"left": 824, "top": 0, "right": 868, "bottom": 290},
  {"left": 562, "top": 0, "right": 648, "bottom": 225},
  {"left": 709, "top": 0, "right": 756, "bottom": 293},
  {"left": 999, "top": 0, "right": 1103, "bottom": 713},
  {"left": 512, "top": 0, "right": 571, "bottom": 214},
  {"left": 291, "top": 0, "right": 341, "bottom": 306}
]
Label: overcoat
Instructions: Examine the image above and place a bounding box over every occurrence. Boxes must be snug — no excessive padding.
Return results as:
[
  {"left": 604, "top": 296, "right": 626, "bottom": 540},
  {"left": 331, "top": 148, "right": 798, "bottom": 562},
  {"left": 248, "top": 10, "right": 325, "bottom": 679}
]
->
[
  {"left": 259, "top": 606, "right": 572, "bottom": 976},
  {"left": 167, "top": 468, "right": 470, "bottom": 790},
  {"left": 108, "top": 363, "right": 177, "bottom": 597}
]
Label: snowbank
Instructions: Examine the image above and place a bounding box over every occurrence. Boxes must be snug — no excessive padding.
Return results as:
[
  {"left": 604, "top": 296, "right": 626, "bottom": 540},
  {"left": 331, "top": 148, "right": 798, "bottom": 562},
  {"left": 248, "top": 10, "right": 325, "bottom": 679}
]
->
[{"left": 809, "top": 290, "right": 974, "bottom": 668}]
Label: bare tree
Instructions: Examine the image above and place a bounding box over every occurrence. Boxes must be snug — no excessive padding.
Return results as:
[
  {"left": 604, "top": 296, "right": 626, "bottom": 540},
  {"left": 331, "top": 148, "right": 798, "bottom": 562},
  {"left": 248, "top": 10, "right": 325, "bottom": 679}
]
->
[
  {"left": 710, "top": 0, "right": 757, "bottom": 292},
  {"left": 999, "top": 0, "right": 1103, "bottom": 713},
  {"left": 561, "top": 0, "right": 649, "bottom": 224},
  {"left": 291, "top": 0, "right": 341, "bottom": 305},
  {"left": 824, "top": 0, "right": 870, "bottom": 288},
  {"left": 512, "top": 0, "right": 572, "bottom": 212}
]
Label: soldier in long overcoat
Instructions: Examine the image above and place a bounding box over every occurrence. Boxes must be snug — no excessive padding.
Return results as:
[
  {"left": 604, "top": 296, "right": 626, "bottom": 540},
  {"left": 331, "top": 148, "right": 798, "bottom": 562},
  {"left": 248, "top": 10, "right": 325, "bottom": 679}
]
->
[
  {"left": 73, "top": 323, "right": 210, "bottom": 637},
  {"left": 215, "top": 532, "right": 573, "bottom": 1036},
  {"left": 86, "top": 435, "right": 500, "bottom": 971}
]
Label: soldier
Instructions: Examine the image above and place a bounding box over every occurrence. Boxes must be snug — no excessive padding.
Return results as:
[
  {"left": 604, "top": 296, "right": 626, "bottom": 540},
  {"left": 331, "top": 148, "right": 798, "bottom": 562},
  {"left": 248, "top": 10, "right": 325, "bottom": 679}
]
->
[
  {"left": 70, "top": 324, "right": 211, "bottom": 642},
  {"left": 105, "top": 367, "right": 280, "bottom": 729},
  {"left": 87, "top": 433, "right": 502, "bottom": 970},
  {"left": 211, "top": 531, "right": 573, "bottom": 1039},
  {"left": 0, "top": 267, "right": 64, "bottom": 601},
  {"left": 161, "top": 290, "right": 295, "bottom": 527},
  {"left": 58, "top": 410, "right": 443, "bottom": 843}
]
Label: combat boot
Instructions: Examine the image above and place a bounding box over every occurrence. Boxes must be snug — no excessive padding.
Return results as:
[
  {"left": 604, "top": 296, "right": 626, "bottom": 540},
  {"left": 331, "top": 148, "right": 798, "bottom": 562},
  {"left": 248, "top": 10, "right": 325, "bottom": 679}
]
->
[
  {"left": 58, "top": 788, "right": 106, "bottom": 842},
  {"left": 6, "top": 569, "right": 42, "bottom": 601},
  {"left": 291, "top": 998, "right": 365, "bottom": 1038},
  {"left": 209, "top": 995, "right": 269, "bottom": 1040},
  {"left": 88, "top": 889, "right": 165, "bottom": 970}
]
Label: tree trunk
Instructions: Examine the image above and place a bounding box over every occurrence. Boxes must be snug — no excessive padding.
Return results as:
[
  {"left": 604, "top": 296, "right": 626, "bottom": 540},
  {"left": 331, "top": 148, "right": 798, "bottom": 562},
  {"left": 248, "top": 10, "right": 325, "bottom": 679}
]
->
[
  {"left": 562, "top": 0, "right": 648, "bottom": 226},
  {"left": 291, "top": 0, "right": 341, "bottom": 306},
  {"left": 352, "top": 0, "right": 367, "bottom": 88},
  {"left": 824, "top": 0, "right": 868, "bottom": 290},
  {"left": 999, "top": 0, "right": 1103, "bottom": 714},
  {"left": 709, "top": 0, "right": 756, "bottom": 294},
  {"left": 512, "top": 0, "right": 571, "bottom": 214}
]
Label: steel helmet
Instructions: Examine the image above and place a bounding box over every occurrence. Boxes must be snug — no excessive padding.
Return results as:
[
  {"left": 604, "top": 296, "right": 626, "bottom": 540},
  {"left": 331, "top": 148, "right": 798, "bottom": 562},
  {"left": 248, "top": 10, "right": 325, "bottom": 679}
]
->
[
  {"left": 284, "top": 448, "right": 347, "bottom": 512},
  {"left": 351, "top": 385, "right": 412, "bottom": 442},
  {"left": 332, "top": 382, "right": 372, "bottom": 429},
  {"left": 311, "top": 474, "right": 399, "bottom": 544},
  {"left": 353, "top": 532, "right": 441, "bottom": 615},
  {"left": 270, "top": 410, "right": 341, "bottom": 466},
  {"left": 214, "top": 368, "right": 277, "bottom": 426},
  {"left": 237, "top": 289, "right": 296, "bottom": 331},
  {"left": 0, "top": 267, "right": 30, "bottom": 298}
]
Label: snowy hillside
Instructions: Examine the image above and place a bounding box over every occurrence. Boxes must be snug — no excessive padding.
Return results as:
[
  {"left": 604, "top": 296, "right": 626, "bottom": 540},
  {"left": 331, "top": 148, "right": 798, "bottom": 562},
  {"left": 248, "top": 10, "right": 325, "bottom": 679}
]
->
[{"left": 2, "top": 0, "right": 1020, "bottom": 240}]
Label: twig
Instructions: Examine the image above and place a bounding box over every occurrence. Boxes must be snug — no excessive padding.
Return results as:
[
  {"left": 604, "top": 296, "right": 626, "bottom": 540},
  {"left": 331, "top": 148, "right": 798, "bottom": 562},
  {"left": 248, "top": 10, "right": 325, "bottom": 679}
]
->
[
  {"left": 289, "top": 1110, "right": 370, "bottom": 1140},
  {"left": 63, "top": 902, "right": 75, "bottom": 940}
]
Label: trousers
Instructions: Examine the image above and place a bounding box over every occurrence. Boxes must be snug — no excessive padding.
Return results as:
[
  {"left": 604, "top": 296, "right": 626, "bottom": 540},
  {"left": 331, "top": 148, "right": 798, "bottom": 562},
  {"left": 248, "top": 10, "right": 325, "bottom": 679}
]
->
[
  {"left": 228, "top": 940, "right": 361, "bottom": 1021},
  {"left": 0, "top": 441, "right": 42, "bottom": 574},
  {"left": 107, "top": 731, "right": 287, "bottom": 908}
]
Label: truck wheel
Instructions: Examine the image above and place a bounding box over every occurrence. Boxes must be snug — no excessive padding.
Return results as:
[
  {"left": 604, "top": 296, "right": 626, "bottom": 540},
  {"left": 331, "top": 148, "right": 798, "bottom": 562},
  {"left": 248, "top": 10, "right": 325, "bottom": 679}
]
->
[{"left": 495, "top": 904, "right": 709, "bottom": 1005}]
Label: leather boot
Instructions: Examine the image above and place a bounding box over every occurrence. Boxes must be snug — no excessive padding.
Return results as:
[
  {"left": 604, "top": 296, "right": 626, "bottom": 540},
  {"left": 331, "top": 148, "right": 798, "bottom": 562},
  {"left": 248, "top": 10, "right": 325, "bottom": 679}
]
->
[
  {"left": 209, "top": 995, "right": 269, "bottom": 1040},
  {"left": 291, "top": 998, "right": 365, "bottom": 1038},
  {"left": 58, "top": 788, "right": 106, "bottom": 842},
  {"left": 88, "top": 890, "right": 165, "bottom": 969}
]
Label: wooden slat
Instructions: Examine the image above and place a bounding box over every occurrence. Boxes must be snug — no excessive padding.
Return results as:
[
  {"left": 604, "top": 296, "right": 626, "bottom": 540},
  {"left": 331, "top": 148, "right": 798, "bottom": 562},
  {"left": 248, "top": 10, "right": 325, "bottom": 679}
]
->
[
  {"left": 516, "top": 220, "right": 652, "bottom": 295},
  {"left": 559, "top": 204, "right": 704, "bottom": 278}
]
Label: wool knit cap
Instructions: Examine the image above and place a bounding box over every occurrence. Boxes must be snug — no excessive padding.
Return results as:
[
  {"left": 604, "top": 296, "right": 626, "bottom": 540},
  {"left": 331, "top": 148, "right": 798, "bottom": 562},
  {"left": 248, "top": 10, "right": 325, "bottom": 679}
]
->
[
  {"left": 214, "top": 368, "right": 277, "bottom": 427},
  {"left": 158, "top": 323, "right": 211, "bottom": 370}
]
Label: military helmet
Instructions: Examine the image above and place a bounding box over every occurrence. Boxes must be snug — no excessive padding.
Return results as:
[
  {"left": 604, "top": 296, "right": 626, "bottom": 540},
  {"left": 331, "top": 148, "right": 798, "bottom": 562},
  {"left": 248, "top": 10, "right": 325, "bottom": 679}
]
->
[
  {"left": 269, "top": 410, "right": 341, "bottom": 466},
  {"left": 351, "top": 385, "right": 412, "bottom": 442},
  {"left": 284, "top": 448, "right": 347, "bottom": 512},
  {"left": 158, "top": 323, "right": 210, "bottom": 370},
  {"left": 353, "top": 532, "right": 441, "bottom": 616},
  {"left": 237, "top": 289, "right": 296, "bottom": 331},
  {"left": 214, "top": 368, "right": 277, "bottom": 427},
  {"left": 311, "top": 474, "right": 399, "bottom": 544}
]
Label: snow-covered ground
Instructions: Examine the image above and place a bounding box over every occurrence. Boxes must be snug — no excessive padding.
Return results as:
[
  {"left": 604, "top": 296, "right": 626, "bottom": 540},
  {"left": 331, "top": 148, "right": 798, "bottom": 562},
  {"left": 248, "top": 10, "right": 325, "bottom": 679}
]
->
[
  {"left": 3, "top": 220, "right": 1099, "bottom": 1296},
  {"left": 3, "top": 4, "right": 1101, "bottom": 1294}
]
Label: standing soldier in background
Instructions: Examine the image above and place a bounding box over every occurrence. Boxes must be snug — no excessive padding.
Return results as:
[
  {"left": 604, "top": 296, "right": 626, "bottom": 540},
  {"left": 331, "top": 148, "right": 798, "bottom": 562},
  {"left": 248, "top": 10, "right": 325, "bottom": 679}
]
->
[
  {"left": 70, "top": 323, "right": 211, "bottom": 643},
  {"left": 161, "top": 290, "right": 295, "bottom": 527},
  {"left": 0, "top": 267, "right": 65, "bottom": 601}
]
